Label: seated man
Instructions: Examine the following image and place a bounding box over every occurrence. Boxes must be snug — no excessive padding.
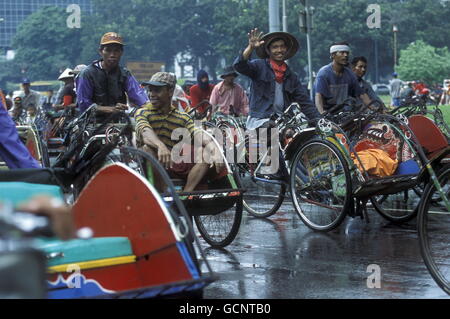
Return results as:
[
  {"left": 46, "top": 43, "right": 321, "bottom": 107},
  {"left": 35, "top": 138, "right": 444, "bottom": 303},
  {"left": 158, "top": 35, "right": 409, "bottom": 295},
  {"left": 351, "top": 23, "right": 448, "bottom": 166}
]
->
[
  {"left": 189, "top": 70, "right": 215, "bottom": 118},
  {"left": 209, "top": 66, "right": 249, "bottom": 117},
  {"left": 135, "top": 72, "right": 224, "bottom": 192},
  {"left": 76, "top": 32, "right": 148, "bottom": 117},
  {"left": 9, "top": 96, "right": 27, "bottom": 124},
  {"left": 351, "top": 56, "right": 384, "bottom": 108},
  {"left": 314, "top": 42, "right": 373, "bottom": 114}
]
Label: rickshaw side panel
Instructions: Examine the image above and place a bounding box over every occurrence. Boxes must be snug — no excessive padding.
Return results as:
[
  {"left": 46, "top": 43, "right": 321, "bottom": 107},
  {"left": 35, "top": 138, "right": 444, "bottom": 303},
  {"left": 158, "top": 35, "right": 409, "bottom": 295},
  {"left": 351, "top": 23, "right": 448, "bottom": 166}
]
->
[
  {"left": 47, "top": 254, "right": 200, "bottom": 298},
  {"left": 408, "top": 115, "right": 449, "bottom": 158},
  {"left": 72, "top": 164, "right": 197, "bottom": 292}
]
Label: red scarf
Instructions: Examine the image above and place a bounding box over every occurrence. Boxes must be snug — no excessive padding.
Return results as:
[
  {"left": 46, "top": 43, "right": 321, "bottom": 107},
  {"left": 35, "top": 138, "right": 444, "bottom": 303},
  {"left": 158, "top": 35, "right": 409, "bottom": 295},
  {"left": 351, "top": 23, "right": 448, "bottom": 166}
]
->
[{"left": 270, "top": 59, "right": 287, "bottom": 83}]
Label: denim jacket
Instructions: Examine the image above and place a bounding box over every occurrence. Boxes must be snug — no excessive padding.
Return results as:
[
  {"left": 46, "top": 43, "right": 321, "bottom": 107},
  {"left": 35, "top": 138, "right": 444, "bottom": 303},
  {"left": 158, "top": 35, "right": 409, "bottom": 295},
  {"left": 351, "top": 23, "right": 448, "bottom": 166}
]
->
[{"left": 233, "top": 52, "right": 320, "bottom": 121}]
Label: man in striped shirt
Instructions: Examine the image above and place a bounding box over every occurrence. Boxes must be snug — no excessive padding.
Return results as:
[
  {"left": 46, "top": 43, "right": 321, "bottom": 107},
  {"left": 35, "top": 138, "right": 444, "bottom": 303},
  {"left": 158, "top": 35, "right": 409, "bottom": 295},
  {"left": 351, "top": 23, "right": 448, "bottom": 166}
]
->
[{"left": 135, "top": 72, "right": 224, "bottom": 192}]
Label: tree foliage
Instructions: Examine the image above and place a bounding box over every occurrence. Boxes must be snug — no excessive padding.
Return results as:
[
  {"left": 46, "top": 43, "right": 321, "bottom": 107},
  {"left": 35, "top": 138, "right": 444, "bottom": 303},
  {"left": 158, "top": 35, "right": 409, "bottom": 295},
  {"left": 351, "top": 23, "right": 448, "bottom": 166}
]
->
[
  {"left": 11, "top": 6, "right": 82, "bottom": 81},
  {"left": 1, "top": 0, "right": 449, "bottom": 87},
  {"left": 397, "top": 40, "right": 450, "bottom": 84}
]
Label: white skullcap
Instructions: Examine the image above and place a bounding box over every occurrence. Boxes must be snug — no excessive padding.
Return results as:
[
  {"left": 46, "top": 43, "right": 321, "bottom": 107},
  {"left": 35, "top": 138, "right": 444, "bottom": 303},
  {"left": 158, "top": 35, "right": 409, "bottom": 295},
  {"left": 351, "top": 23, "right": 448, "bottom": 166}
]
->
[{"left": 330, "top": 45, "right": 351, "bottom": 54}]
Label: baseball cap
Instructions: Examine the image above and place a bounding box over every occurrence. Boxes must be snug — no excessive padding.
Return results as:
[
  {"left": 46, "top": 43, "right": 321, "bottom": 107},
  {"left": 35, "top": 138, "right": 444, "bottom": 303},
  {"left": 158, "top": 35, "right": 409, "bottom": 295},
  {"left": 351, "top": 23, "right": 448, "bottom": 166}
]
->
[
  {"left": 142, "top": 72, "right": 177, "bottom": 88},
  {"left": 100, "top": 32, "right": 125, "bottom": 46},
  {"left": 392, "top": 72, "right": 398, "bottom": 77},
  {"left": 21, "top": 78, "right": 31, "bottom": 84}
]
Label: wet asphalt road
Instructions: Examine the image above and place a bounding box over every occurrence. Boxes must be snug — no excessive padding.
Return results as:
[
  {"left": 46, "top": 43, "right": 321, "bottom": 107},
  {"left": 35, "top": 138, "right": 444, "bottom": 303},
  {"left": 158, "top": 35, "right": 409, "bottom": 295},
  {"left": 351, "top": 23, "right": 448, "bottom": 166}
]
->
[{"left": 198, "top": 200, "right": 449, "bottom": 299}]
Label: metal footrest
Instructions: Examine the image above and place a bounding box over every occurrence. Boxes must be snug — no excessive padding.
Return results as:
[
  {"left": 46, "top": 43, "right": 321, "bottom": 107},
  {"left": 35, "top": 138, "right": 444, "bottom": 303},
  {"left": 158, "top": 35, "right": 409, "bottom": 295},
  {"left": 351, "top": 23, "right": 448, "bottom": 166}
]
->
[{"left": 353, "top": 174, "right": 419, "bottom": 198}]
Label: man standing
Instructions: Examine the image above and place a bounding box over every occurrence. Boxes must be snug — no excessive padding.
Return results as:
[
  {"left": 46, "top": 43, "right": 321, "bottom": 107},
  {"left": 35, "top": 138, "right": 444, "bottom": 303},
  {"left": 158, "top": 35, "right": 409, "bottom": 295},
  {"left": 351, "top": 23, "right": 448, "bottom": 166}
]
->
[
  {"left": 76, "top": 32, "right": 148, "bottom": 115},
  {"left": 314, "top": 42, "right": 373, "bottom": 114},
  {"left": 389, "top": 72, "right": 404, "bottom": 107},
  {"left": 135, "top": 72, "right": 224, "bottom": 192},
  {"left": 209, "top": 66, "right": 249, "bottom": 116},
  {"left": 351, "top": 56, "right": 383, "bottom": 106},
  {"left": 233, "top": 28, "right": 320, "bottom": 130},
  {"left": 189, "top": 69, "right": 215, "bottom": 117},
  {"left": 20, "top": 78, "right": 42, "bottom": 111}
]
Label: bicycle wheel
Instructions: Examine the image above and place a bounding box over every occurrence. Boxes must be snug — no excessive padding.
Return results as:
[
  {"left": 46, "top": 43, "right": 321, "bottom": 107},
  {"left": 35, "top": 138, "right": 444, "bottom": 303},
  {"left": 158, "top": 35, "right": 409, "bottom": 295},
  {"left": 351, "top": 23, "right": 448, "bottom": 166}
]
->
[
  {"left": 194, "top": 168, "right": 242, "bottom": 247},
  {"left": 418, "top": 167, "right": 450, "bottom": 295},
  {"left": 290, "top": 139, "right": 351, "bottom": 231},
  {"left": 370, "top": 188, "right": 420, "bottom": 223},
  {"left": 194, "top": 196, "right": 243, "bottom": 248},
  {"left": 239, "top": 163, "right": 287, "bottom": 218},
  {"left": 217, "top": 120, "right": 286, "bottom": 218}
]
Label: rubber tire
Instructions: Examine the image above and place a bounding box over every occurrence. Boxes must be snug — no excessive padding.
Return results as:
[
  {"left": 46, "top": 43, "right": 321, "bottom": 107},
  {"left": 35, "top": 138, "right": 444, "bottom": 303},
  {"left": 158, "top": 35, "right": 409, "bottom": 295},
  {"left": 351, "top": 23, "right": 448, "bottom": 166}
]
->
[
  {"left": 417, "top": 166, "right": 450, "bottom": 295},
  {"left": 194, "top": 197, "right": 243, "bottom": 248},
  {"left": 242, "top": 174, "right": 286, "bottom": 218},
  {"left": 290, "top": 138, "right": 351, "bottom": 232},
  {"left": 370, "top": 190, "right": 419, "bottom": 224}
]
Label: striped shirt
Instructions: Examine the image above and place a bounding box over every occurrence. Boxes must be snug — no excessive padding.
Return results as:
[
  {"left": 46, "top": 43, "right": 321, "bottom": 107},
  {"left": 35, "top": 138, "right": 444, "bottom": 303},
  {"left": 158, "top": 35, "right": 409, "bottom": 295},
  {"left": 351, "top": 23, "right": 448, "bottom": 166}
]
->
[{"left": 135, "top": 103, "right": 198, "bottom": 150}]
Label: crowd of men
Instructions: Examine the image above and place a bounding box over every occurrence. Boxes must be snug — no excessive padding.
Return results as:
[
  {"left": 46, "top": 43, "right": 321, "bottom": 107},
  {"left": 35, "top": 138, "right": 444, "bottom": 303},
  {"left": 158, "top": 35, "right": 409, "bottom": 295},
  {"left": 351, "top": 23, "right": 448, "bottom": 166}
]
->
[
  {"left": 1, "top": 29, "right": 448, "bottom": 188},
  {"left": 1, "top": 28, "right": 449, "bottom": 240}
]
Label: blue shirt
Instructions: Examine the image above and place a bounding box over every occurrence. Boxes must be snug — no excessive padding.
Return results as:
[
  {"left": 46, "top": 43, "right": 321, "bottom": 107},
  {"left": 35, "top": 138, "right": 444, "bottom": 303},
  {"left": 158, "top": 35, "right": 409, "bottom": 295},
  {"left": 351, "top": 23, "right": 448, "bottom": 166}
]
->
[{"left": 314, "top": 63, "right": 363, "bottom": 110}]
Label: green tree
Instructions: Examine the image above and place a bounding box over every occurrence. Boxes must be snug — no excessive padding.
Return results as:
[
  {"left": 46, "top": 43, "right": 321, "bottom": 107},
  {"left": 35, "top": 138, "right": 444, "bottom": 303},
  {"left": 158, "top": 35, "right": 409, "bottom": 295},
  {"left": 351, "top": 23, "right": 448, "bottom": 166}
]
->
[
  {"left": 6, "top": 0, "right": 450, "bottom": 86},
  {"left": 11, "top": 6, "right": 82, "bottom": 80},
  {"left": 80, "top": 0, "right": 200, "bottom": 72},
  {"left": 396, "top": 40, "right": 450, "bottom": 84}
]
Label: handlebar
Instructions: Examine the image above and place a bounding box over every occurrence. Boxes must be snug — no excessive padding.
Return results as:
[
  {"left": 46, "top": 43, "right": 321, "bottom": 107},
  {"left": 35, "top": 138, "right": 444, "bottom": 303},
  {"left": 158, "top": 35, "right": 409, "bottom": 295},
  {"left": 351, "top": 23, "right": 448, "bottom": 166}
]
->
[{"left": 188, "top": 100, "right": 214, "bottom": 118}]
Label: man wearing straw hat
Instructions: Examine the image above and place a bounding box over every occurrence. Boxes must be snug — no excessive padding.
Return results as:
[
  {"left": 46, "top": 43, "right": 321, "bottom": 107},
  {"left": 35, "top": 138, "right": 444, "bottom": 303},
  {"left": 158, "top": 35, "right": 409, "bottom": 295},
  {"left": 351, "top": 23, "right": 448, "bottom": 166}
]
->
[
  {"left": 54, "top": 68, "right": 76, "bottom": 110},
  {"left": 209, "top": 65, "right": 249, "bottom": 117},
  {"left": 233, "top": 29, "right": 320, "bottom": 180},
  {"left": 233, "top": 28, "right": 320, "bottom": 130}
]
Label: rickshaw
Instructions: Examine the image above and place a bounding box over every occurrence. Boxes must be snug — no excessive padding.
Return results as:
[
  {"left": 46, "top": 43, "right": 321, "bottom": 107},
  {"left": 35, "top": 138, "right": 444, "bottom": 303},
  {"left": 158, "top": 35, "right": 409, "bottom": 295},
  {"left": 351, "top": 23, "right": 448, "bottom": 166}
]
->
[
  {"left": 112, "top": 137, "right": 244, "bottom": 248},
  {"left": 212, "top": 102, "right": 311, "bottom": 218},
  {"left": 56, "top": 104, "right": 243, "bottom": 248},
  {"left": 214, "top": 98, "right": 450, "bottom": 234},
  {"left": 390, "top": 92, "right": 450, "bottom": 139},
  {"left": 0, "top": 150, "right": 215, "bottom": 298},
  {"left": 288, "top": 99, "right": 450, "bottom": 231}
]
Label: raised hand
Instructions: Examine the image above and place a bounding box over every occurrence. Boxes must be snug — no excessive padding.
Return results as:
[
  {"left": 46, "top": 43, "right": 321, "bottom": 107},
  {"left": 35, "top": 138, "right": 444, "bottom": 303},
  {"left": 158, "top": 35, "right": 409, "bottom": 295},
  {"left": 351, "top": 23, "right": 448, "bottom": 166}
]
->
[{"left": 248, "top": 28, "right": 265, "bottom": 49}]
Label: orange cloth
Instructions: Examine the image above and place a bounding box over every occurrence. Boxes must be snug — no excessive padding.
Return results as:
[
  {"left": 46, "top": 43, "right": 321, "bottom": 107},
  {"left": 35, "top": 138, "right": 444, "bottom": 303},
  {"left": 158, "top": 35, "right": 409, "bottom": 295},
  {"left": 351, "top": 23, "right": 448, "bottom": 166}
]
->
[{"left": 351, "top": 148, "right": 398, "bottom": 177}]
